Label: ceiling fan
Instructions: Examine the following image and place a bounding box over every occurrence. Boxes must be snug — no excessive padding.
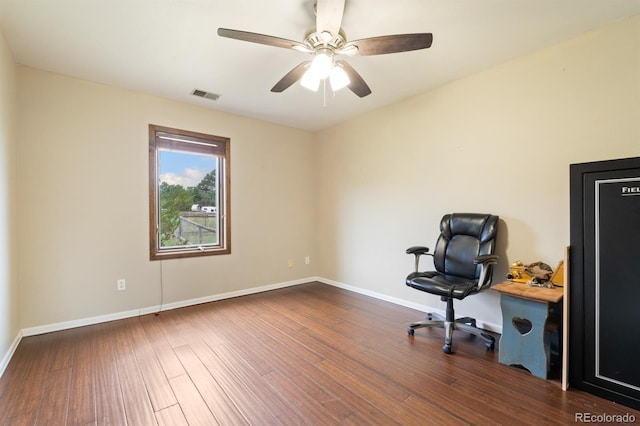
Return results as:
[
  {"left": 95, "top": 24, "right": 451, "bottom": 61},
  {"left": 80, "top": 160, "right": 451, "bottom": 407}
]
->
[{"left": 217, "top": 0, "right": 433, "bottom": 98}]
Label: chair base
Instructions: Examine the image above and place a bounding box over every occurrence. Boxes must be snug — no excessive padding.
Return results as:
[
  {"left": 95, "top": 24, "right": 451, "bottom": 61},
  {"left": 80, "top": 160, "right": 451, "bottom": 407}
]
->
[{"left": 408, "top": 311, "right": 496, "bottom": 354}]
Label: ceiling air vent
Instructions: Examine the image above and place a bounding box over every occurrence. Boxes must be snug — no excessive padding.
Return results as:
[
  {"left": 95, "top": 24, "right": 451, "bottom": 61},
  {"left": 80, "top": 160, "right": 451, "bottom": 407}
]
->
[{"left": 191, "top": 89, "right": 220, "bottom": 101}]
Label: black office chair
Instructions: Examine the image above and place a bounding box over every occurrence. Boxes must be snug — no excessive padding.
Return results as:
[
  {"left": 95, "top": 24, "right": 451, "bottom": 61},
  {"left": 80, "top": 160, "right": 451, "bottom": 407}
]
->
[{"left": 406, "top": 213, "right": 499, "bottom": 354}]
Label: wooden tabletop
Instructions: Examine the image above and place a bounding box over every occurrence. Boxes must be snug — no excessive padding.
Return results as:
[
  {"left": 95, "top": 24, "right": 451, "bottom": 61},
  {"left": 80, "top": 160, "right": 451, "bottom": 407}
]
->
[{"left": 492, "top": 281, "right": 563, "bottom": 303}]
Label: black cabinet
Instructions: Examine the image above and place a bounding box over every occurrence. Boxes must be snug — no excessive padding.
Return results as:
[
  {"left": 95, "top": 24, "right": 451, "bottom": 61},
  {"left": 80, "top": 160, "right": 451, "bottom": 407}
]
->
[{"left": 570, "top": 157, "right": 640, "bottom": 409}]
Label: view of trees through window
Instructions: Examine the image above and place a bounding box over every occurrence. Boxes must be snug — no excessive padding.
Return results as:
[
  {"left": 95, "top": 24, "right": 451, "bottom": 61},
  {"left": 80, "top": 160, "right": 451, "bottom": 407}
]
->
[
  {"left": 158, "top": 154, "right": 219, "bottom": 248},
  {"left": 149, "top": 124, "right": 230, "bottom": 260}
]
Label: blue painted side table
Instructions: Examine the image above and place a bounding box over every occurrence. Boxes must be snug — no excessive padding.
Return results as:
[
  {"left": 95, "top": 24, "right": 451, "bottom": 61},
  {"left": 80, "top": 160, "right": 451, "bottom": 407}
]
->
[{"left": 492, "top": 281, "right": 563, "bottom": 379}]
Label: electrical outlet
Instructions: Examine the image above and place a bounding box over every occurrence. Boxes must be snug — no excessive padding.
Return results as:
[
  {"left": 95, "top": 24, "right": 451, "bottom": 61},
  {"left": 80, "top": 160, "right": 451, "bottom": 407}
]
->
[
  {"left": 288, "top": 259, "right": 294, "bottom": 269},
  {"left": 117, "top": 279, "right": 126, "bottom": 291},
  {"left": 305, "top": 256, "right": 310, "bottom": 265}
]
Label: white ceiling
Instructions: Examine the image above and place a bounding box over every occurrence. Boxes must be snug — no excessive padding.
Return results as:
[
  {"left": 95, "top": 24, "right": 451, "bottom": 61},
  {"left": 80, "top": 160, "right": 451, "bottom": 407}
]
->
[{"left": 1, "top": 0, "right": 639, "bottom": 132}]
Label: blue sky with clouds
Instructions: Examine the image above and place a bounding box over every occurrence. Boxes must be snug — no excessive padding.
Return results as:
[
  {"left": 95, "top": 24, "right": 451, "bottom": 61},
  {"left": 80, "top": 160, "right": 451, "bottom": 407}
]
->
[{"left": 159, "top": 151, "right": 217, "bottom": 188}]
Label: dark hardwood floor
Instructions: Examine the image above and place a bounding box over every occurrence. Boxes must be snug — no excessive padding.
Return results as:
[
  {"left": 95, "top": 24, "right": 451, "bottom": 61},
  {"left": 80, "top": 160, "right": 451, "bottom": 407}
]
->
[{"left": 0, "top": 282, "right": 637, "bottom": 425}]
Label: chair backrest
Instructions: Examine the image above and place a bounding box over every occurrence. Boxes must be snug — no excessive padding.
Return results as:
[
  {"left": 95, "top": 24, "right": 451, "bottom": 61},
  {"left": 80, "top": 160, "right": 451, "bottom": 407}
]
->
[{"left": 433, "top": 213, "right": 499, "bottom": 280}]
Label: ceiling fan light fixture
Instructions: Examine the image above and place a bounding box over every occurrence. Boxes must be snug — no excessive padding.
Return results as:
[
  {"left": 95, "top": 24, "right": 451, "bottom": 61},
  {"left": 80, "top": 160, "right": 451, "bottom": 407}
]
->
[
  {"left": 329, "top": 64, "right": 350, "bottom": 91},
  {"left": 300, "top": 70, "right": 321, "bottom": 91},
  {"left": 309, "top": 51, "right": 333, "bottom": 79}
]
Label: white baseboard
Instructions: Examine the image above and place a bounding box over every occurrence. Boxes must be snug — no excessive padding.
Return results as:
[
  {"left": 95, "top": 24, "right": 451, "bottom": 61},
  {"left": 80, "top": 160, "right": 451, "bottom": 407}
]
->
[
  {"left": 0, "top": 330, "right": 23, "bottom": 378},
  {"left": 21, "top": 277, "right": 311, "bottom": 337},
  {"left": 20, "top": 276, "right": 503, "bottom": 337},
  {"left": 3, "top": 276, "right": 501, "bottom": 380},
  {"left": 317, "top": 277, "right": 503, "bottom": 333}
]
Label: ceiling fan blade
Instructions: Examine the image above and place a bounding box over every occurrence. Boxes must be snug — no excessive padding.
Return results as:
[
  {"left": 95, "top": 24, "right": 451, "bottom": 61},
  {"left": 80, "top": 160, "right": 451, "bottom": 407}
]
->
[
  {"left": 271, "top": 61, "right": 311, "bottom": 93},
  {"left": 336, "top": 60, "right": 371, "bottom": 98},
  {"left": 315, "top": 0, "right": 345, "bottom": 40},
  {"left": 350, "top": 33, "right": 433, "bottom": 56},
  {"left": 217, "top": 28, "right": 310, "bottom": 52}
]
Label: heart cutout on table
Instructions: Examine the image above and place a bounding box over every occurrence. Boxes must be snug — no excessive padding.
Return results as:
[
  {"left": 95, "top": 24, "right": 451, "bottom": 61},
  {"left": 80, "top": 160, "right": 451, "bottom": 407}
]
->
[{"left": 512, "top": 317, "right": 533, "bottom": 335}]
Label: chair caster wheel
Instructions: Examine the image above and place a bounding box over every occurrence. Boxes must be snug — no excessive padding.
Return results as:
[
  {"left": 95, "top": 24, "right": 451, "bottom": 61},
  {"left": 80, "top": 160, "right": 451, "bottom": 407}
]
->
[
  {"left": 442, "top": 344, "right": 452, "bottom": 354},
  {"left": 481, "top": 333, "right": 495, "bottom": 350},
  {"left": 407, "top": 328, "right": 415, "bottom": 336}
]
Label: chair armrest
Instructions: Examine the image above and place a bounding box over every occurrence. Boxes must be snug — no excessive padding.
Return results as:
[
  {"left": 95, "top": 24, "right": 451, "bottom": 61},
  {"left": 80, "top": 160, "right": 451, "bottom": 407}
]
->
[
  {"left": 474, "top": 255, "right": 499, "bottom": 289},
  {"left": 406, "top": 246, "right": 432, "bottom": 272},
  {"left": 406, "top": 246, "right": 430, "bottom": 255},
  {"left": 474, "top": 254, "right": 499, "bottom": 265}
]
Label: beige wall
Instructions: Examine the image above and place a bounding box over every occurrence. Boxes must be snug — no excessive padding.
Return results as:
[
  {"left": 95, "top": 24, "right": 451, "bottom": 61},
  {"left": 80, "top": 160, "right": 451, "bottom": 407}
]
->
[
  {"left": 16, "top": 68, "right": 316, "bottom": 329},
  {"left": 315, "top": 16, "right": 640, "bottom": 329},
  {"left": 0, "top": 27, "right": 19, "bottom": 366},
  {"left": 6, "top": 14, "right": 640, "bottom": 338}
]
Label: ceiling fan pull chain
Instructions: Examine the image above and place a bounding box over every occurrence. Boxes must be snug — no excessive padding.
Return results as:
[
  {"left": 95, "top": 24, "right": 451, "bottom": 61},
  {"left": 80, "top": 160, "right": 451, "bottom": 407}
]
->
[{"left": 323, "top": 79, "right": 327, "bottom": 108}]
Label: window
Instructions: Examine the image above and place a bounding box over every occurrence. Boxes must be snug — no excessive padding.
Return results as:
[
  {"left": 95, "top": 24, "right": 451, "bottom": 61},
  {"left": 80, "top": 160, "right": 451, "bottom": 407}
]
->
[{"left": 149, "top": 124, "right": 230, "bottom": 260}]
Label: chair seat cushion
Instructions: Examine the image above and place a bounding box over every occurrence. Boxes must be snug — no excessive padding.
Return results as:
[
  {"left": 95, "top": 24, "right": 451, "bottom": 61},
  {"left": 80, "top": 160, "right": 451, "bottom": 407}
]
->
[{"left": 406, "top": 271, "right": 481, "bottom": 300}]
